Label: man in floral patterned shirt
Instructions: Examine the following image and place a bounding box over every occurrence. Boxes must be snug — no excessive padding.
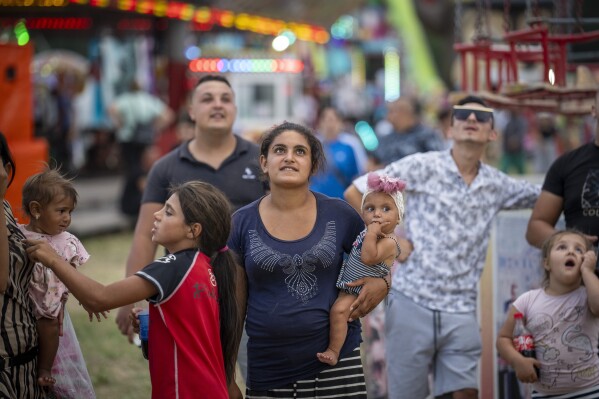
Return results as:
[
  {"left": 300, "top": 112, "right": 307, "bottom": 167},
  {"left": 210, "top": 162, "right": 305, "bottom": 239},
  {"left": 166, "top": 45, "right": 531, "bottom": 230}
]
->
[{"left": 345, "top": 95, "right": 540, "bottom": 399}]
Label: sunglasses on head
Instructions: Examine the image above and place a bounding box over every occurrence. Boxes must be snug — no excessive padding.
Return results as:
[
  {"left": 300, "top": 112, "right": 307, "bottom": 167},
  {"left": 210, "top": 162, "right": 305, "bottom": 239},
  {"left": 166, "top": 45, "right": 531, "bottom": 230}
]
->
[{"left": 452, "top": 105, "right": 494, "bottom": 123}]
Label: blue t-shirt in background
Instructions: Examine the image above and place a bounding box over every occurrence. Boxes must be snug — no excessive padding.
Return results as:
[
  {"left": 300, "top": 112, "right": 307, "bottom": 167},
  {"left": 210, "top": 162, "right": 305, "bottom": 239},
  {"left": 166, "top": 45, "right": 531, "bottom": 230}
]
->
[{"left": 310, "top": 140, "right": 359, "bottom": 199}]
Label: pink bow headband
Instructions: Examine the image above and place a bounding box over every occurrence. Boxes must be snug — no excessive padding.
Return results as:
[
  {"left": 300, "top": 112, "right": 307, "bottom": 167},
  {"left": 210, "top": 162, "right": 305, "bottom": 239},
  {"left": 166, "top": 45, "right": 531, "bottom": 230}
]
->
[{"left": 361, "top": 173, "right": 406, "bottom": 221}]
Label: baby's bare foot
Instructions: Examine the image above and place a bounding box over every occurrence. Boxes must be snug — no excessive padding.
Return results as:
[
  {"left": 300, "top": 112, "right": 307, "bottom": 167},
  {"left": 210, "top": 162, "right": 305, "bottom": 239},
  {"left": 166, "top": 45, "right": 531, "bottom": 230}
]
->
[
  {"left": 38, "top": 369, "right": 56, "bottom": 387},
  {"left": 316, "top": 348, "right": 339, "bottom": 366}
]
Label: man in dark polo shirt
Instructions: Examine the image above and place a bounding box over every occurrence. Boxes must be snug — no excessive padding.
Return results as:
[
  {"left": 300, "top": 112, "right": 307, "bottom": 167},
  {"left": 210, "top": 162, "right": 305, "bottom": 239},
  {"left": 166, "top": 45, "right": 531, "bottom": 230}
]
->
[{"left": 115, "top": 75, "right": 266, "bottom": 380}]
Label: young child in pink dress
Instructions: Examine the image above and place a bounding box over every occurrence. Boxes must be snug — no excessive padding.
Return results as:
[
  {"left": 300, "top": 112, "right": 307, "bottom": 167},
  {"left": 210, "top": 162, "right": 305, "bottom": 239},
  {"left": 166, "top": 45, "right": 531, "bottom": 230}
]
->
[
  {"left": 19, "top": 169, "right": 97, "bottom": 398},
  {"left": 497, "top": 230, "right": 599, "bottom": 398}
]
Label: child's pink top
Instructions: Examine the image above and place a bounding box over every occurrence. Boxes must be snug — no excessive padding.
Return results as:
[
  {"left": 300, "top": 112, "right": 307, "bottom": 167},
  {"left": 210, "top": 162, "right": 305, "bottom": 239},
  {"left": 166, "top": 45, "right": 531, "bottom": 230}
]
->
[
  {"left": 514, "top": 287, "right": 599, "bottom": 395},
  {"left": 19, "top": 225, "right": 90, "bottom": 319}
]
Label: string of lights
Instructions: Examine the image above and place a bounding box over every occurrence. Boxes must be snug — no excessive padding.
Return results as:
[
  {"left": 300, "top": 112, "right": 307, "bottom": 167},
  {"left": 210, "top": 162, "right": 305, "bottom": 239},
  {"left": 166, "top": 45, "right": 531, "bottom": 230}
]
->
[{"left": 65, "top": 0, "right": 330, "bottom": 43}]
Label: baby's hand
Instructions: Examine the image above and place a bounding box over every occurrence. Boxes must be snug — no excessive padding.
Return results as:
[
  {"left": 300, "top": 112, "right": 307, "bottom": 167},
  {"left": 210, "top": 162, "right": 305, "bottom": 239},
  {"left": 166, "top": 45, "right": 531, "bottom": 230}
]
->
[
  {"left": 367, "top": 221, "right": 388, "bottom": 236},
  {"left": 582, "top": 250, "right": 597, "bottom": 274}
]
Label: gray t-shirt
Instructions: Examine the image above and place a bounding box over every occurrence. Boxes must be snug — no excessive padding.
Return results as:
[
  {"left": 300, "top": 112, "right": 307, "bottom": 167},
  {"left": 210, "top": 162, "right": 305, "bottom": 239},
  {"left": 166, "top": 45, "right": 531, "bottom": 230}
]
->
[{"left": 143, "top": 136, "right": 266, "bottom": 211}]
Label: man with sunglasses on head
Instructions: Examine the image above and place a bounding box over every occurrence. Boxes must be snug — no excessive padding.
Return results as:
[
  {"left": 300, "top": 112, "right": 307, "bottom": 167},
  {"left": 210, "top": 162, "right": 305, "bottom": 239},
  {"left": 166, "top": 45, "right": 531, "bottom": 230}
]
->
[{"left": 345, "top": 95, "right": 540, "bottom": 399}]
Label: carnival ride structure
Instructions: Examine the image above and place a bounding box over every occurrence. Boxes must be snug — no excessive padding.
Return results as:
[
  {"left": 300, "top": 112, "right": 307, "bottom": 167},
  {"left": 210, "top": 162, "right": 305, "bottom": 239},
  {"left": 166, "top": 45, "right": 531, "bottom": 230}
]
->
[{"left": 454, "top": 0, "right": 599, "bottom": 115}]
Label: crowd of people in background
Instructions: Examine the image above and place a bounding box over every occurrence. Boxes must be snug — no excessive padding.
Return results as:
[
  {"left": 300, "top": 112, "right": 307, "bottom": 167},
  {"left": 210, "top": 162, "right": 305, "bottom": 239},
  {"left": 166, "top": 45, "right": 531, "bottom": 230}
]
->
[
  {"left": 31, "top": 64, "right": 595, "bottom": 192},
  {"left": 3, "top": 72, "right": 599, "bottom": 399}
]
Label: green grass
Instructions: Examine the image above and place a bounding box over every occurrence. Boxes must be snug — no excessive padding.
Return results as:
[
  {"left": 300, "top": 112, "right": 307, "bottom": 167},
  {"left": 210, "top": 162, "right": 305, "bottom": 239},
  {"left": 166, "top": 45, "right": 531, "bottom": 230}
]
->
[{"left": 68, "top": 231, "right": 151, "bottom": 399}]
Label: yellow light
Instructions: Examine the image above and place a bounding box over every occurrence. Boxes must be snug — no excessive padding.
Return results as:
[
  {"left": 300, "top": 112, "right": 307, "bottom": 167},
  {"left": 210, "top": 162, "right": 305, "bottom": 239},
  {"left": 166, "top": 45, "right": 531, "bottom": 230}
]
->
[
  {"left": 272, "top": 21, "right": 286, "bottom": 35},
  {"left": 117, "top": 0, "right": 131, "bottom": 10},
  {"left": 264, "top": 21, "right": 277, "bottom": 35},
  {"left": 235, "top": 13, "right": 249, "bottom": 30},
  {"left": 195, "top": 7, "right": 210, "bottom": 23},
  {"left": 314, "top": 30, "right": 329, "bottom": 44},
  {"left": 180, "top": 4, "right": 194, "bottom": 21},
  {"left": 52, "top": 0, "right": 330, "bottom": 44},
  {"left": 136, "top": 0, "right": 149, "bottom": 14},
  {"left": 220, "top": 11, "right": 234, "bottom": 28}
]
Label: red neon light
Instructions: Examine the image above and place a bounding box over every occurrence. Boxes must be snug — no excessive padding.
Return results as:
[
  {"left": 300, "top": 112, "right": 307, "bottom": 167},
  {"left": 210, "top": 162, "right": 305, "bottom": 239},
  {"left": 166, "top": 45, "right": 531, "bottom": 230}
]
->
[
  {"left": 166, "top": 2, "right": 183, "bottom": 18},
  {"left": 190, "top": 21, "right": 212, "bottom": 31},
  {"left": 116, "top": 18, "right": 152, "bottom": 31},
  {"left": 135, "top": 0, "right": 154, "bottom": 14},
  {"left": 25, "top": 17, "right": 92, "bottom": 30}
]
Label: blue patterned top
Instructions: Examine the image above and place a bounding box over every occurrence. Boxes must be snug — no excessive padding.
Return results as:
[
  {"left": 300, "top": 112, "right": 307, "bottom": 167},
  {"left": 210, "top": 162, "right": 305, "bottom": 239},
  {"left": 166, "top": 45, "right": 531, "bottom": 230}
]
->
[
  {"left": 229, "top": 192, "right": 364, "bottom": 390},
  {"left": 354, "top": 149, "right": 540, "bottom": 313}
]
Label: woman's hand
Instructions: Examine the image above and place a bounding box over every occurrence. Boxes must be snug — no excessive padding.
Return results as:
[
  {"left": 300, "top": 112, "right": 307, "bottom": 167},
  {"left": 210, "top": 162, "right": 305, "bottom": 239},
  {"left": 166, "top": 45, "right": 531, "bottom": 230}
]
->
[{"left": 346, "top": 276, "right": 388, "bottom": 321}]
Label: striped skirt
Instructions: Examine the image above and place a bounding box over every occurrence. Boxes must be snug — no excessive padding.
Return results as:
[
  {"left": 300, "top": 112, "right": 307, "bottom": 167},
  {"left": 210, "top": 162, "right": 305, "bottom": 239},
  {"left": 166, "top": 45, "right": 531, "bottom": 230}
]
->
[
  {"left": 532, "top": 385, "right": 599, "bottom": 399},
  {"left": 0, "top": 356, "right": 44, "bottom": 399},
  {"left": 246, "top": 348, "right": 367, "bottom": 399}
]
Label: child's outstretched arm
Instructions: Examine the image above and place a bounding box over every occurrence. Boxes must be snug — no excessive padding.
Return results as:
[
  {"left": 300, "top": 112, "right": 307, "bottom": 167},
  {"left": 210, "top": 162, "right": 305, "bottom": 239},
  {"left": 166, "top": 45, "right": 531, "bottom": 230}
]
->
[
  {"left": 361, "top": 221, "right": 397, "bottom": 266},
  {"left": 581, "top": 250, "right": 599, "bottom": 315},
  {"left": 65, "top": 258, "right": 110, "bottom": 322},
  {"left": 496, "top": 305, "right": 540, "bottom": 384},
  {"left": 25, "top": 239, "right": 157, "bottom": 312}
]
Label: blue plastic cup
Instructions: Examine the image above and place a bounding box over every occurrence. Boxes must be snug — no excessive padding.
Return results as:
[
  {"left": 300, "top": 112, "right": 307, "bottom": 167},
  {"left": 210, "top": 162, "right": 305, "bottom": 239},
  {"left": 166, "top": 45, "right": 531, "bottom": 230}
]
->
[{"left": 138, "top": 310, "right": 149, "bottom": 359}]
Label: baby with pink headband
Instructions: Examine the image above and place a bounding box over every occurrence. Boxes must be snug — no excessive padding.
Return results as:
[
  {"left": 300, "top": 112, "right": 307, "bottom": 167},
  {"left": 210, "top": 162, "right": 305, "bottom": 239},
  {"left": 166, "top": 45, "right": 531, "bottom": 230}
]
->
[{"left": 317, "top": 172, "right": 405, "bottom": 366}]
